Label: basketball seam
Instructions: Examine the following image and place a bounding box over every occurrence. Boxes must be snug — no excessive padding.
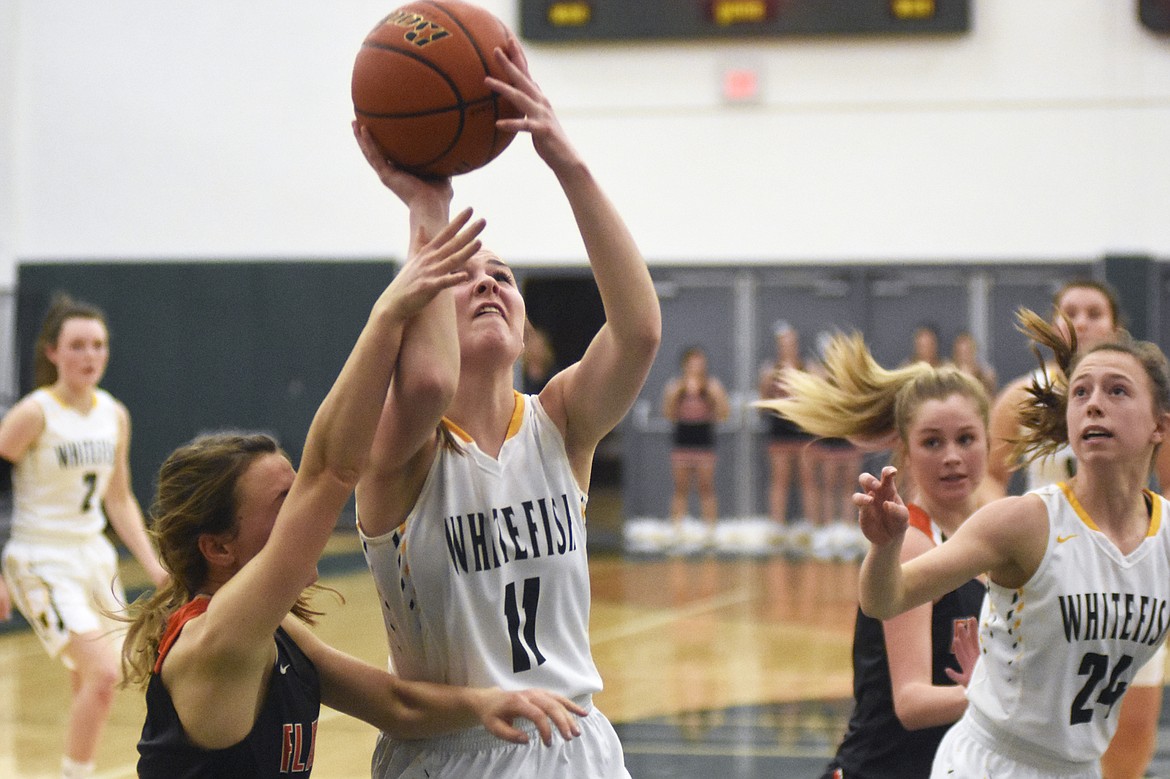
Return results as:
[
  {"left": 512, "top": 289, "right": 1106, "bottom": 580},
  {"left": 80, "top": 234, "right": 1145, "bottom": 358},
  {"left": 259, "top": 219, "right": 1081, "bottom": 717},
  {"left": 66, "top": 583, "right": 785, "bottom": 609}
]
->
[
  {"left": 355, "top": 40, "right": 466, "bottom": 169},
  {"left": 355, "top": 93, "right": 497, "bottom": 121},
  {"left": 415, "top": 0, "right": 505, "bottom": 168}
]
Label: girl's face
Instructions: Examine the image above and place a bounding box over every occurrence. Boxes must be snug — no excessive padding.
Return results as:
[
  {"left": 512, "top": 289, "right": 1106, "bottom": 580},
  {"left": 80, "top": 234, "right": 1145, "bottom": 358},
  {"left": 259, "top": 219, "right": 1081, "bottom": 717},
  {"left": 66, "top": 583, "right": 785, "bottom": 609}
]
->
[
  {"left": 913, "top": 330, "right": 939, "bottom": 363},
  {"left": 683, "top": 351, "right": 707, "bottom": 377},
  {"left": 952, "top": 335, "right": 976, "bottom": 365},
  {"left": 904, "top": 394, "right": 988, "bottom": 508},
  {"left": 455, "top": 250, "right": 526, "bottom": 364},
  {"left": 1056, "top": 286, "right": 1117, "bottom": 352},
  {"left": 1067, "top": 350, "right": 1164, "bottom": 465},
  {"left": 776, "top": 330, "right": 800, "bottom": 362},
  {"left": 228, "top": 453, "right": 296, "bottom": 575},
  {"left": 46, "top": 316, "right": 109, "bottom": 390}
]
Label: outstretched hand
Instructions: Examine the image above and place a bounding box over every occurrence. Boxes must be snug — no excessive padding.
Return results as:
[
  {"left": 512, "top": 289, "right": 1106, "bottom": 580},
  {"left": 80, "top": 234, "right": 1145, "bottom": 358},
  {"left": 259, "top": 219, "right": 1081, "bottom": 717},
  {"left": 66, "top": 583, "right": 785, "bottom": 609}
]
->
[
  {"left": 485, "top": 39, "right": 580, "bottom": 173},
  {"left": 853, "top": 466, "right": 909, "bottom": 546},
  {"left": 386, "top": 207, "right": 485, "bottom": 320},
  {"left": 944, "top": 616, "right": 980, "bottom": 687},
  {"left": 352, "top": 121, "right": 453, "bottom": 217},
  {"left": 475, "top": 687, "right": 586, "bottom": 746}
]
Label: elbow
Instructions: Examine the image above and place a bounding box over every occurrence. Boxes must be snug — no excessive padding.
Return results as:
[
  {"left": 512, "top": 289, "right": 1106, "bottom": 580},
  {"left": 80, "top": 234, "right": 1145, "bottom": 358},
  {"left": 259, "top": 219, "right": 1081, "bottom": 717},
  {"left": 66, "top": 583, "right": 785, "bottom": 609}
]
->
[
  {"left": 401, "top": 364, "right": 458, "bottom": 419},
  {"left": 892, "top": 700, "right": 931, "bottom": 732},
  {"left": 858, "top": 596, "right": 897, "bottom": 622},
  {"left": 630, "top": 317, "right": 662, "bottom": 365}
]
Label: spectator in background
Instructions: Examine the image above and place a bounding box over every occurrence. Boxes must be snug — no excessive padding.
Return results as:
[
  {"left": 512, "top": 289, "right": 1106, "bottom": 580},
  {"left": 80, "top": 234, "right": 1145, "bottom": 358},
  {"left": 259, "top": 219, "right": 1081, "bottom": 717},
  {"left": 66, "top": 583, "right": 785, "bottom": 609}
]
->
[
  {"left": 757, "top": 321, "right": 817, "bottom": 536},
  {"left": 663, "top": 345, "right": 731, "bottom": 538},
  {"left": 908, "top": 323, "right": 942, "bottom": 368},
  {"left": 522, "top": 322, "right": 556, "bottom": 394},
  {"left": 948, "top": 331, "right": 997, "bottom": 397}
]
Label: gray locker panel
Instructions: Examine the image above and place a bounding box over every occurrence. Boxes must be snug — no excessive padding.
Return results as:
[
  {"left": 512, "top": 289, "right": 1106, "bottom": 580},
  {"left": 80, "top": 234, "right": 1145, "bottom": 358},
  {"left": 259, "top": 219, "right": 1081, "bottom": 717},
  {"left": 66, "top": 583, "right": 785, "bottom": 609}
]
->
[{"left": 624, "top": 270, "right": 739, "bottom": 520}]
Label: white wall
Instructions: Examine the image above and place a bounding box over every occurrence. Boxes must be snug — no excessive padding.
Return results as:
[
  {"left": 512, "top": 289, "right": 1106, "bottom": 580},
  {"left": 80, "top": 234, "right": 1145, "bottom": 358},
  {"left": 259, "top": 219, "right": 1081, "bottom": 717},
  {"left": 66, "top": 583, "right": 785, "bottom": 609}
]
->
[{"left": 4, "top": 0, "right": 1169, "bottom": 283}]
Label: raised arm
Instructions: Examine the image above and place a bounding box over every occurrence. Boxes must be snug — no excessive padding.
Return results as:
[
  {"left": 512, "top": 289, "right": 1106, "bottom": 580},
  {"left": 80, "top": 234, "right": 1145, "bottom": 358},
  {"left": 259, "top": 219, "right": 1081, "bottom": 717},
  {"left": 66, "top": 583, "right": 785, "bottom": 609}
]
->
[
  {"left": 486, "top": 41, "right": 661, "bottom": 470},
  {"left": 200, "top": 210, "right": 483, "bottom": 654},
  {"left": 858, "top": 467, "right": 1046, "bottom": 620},
  {"left": 352, "top": 123, "right": 465, "bottom": 536}
]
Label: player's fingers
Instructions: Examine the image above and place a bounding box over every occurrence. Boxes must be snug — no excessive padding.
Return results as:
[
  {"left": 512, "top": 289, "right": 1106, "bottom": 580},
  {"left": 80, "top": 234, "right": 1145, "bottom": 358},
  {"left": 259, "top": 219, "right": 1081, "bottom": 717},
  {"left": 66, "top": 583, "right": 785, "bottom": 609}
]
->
[
  {"left": 515, "top": 702, "right": 554, "bottom": 746},
  {"left": 484, "top": 718, "right": 530, "bottom": 746}
]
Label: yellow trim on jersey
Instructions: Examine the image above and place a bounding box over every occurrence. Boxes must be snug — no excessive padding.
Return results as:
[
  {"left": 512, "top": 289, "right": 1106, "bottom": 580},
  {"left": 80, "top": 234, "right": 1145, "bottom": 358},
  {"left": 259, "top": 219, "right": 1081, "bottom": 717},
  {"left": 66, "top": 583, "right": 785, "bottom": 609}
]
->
[
  {"left": 1145, "top": 488, "right": 1162, "bottom": 537},
  {"left": 440, "top": 391, "right": 526, "bottom": 445},
  {"left": 48, "top": 387, "right": 97, "bottom": 413},
  {"left": 505, "top": 391, "right": 525, "bottom": 442},
  {"left": 1058, "top": 481, "right": 1162, "bottom": 537},
  {"left": 441, "top": 418, "right": 474, "bottom": 443},
  {"left": 1059, "top": 481, "right": 1099, "bottom": 531}
]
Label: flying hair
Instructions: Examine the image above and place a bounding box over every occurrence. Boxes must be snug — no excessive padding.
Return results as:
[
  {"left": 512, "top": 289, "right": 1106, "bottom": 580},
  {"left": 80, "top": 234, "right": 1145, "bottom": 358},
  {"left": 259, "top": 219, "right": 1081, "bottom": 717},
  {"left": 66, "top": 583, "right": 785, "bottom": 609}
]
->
[
  {"left": 1011, "top": 307, "right": 1076, "bottom": 466},
  {"left": 756, "top": 332, "right": 938, "bottom": 443}
]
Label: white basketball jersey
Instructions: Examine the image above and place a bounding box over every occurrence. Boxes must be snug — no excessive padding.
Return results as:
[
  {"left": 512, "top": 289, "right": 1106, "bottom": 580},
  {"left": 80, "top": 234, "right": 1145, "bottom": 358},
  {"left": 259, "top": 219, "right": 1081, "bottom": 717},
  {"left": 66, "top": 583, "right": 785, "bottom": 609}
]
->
[
  {"left": 967, "top": 482, "right": 1170, "bottom": 764},
  {"left": 360, "top": 393, "right": 603, "bottom": 696},
  {"left": 10, "top": 388, "right": 119, "bottom": 543}
]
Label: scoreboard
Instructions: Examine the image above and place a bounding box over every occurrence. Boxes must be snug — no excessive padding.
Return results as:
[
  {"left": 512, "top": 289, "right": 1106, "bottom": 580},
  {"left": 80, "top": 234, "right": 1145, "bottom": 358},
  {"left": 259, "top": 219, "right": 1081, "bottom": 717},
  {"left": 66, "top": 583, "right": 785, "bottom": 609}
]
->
[{"left": 518, "top": 0, "right": 971, "bottom": 43}]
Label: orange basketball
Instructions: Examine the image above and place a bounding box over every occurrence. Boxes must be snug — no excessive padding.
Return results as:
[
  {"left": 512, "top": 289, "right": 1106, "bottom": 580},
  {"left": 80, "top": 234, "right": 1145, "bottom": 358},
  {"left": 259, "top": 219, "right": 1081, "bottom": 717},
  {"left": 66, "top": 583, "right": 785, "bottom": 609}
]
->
[{"left": 352, "top": 1, "right": 522, "bottom": 178}]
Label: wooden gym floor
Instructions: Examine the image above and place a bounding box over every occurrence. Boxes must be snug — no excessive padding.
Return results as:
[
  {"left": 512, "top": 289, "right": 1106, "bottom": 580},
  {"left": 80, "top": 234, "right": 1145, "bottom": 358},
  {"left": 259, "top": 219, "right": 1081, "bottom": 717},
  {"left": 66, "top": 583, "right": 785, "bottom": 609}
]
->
[{"left": 3, "top": 530, "right": 1170, "bottom": 778}]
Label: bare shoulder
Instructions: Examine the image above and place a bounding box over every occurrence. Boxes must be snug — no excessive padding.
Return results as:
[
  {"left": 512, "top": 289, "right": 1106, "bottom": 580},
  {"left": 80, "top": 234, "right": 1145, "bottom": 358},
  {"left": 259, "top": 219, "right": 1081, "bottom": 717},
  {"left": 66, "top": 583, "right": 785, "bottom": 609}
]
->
[
  {"left": 0, "top": 395, "right": 47, "bottom": 459},
  {"left": 2, "top": 394, "right": 46, "bottom": 426},
  {"left": 965, "top": 493, "right": 1049, "bottom": 586}
]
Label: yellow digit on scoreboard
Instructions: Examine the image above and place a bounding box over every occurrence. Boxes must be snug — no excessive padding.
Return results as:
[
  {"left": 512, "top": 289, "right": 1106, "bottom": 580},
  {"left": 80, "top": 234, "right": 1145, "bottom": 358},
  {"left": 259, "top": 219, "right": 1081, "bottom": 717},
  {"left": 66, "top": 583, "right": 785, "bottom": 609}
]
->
[{"left": 547, "top": 1, "right": 592, "bottom": 27}]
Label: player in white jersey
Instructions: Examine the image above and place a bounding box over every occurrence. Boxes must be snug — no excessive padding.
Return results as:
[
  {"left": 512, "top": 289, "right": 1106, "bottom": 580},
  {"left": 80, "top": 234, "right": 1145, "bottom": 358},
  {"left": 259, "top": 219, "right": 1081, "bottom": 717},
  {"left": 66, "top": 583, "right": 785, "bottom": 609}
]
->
[
  {"left": 353, "top": 37, "right": 660, "bottom": 779},
  {"left": 0, "top": 294, "right": 167, "bottom": 779},
  {"left": 986, "top": 280, "right": 1167, "bottom": 779},
  {"left": 857, "top": 310, "right": 1170, "bottom": 778}
]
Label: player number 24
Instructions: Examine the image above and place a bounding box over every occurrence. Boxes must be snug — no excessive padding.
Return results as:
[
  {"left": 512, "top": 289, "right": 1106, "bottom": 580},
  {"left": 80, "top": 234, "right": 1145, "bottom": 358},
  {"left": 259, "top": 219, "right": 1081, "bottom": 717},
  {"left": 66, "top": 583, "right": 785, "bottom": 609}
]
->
[{"left": 1070, "top": 652, "right": 1132, "bottom": 725}]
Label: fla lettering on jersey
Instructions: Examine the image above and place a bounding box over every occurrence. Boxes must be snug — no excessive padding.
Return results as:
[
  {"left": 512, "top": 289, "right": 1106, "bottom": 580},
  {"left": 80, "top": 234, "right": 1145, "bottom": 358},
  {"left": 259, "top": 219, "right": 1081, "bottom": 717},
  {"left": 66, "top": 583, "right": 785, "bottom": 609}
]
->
[{"left": 279, "top": 720, "right": 317, "bottom": 774}]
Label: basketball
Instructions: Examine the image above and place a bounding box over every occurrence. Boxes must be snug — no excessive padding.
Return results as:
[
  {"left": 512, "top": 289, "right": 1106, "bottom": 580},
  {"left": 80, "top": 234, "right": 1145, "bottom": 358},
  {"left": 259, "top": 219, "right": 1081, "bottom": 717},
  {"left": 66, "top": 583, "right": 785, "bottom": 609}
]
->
[{"left": 352, "top": 1, "right": 522, "bottom": 178}]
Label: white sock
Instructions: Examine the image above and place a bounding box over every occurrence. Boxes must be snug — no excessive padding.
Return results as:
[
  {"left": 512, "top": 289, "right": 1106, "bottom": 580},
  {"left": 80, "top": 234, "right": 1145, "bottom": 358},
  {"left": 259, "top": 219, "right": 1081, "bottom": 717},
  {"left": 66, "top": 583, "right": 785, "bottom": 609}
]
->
[{"left": 61, "top": 756, "right": 96, "bottom": 779}]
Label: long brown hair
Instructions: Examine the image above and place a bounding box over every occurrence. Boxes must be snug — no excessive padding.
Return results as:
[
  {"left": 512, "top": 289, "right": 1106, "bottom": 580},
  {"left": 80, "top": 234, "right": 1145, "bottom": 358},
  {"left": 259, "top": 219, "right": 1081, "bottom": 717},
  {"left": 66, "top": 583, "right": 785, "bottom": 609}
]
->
[
  {"left": 1013, "top": 308, "right": 1170, "bottom": 471},
  {"left": 121, "top": 432, "right": 324, "bottom": 686},
  {"left": 33, "top": 293, "right": 108, "bottom": 387}
]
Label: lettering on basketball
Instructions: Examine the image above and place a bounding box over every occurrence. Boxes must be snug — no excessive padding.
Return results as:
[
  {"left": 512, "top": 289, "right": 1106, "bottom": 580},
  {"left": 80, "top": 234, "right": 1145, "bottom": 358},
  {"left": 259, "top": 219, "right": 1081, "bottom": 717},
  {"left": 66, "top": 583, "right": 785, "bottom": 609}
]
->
[
  {"left": 383, "top": 11, "right": 451, "bottom": 47},
  {"left": 279, "top": 720, "right": 317, "bottom": 773},
  {"left": 443, "top": 493, "right": 579, "bottom": 574},
  {"left": 1057, "top": 592, "right": 1170, "bottom": 647}
]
